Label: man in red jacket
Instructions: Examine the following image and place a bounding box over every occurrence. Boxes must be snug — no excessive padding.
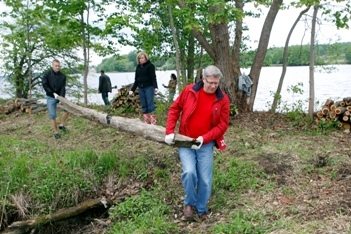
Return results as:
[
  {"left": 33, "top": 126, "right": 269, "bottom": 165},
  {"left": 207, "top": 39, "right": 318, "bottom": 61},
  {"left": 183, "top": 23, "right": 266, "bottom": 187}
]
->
[{"left": 164, "top": 65, "right": 230, "bottom": 221}]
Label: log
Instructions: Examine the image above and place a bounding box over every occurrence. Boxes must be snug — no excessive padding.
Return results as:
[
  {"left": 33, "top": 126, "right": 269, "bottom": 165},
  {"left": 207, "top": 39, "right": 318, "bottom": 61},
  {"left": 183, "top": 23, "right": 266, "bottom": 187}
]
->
[
  {"left": 321, "top": 105, "right": 329, "bottom": 115},
  {"left": 335, "top": 106, "right": 346, "bottom": 115},
  {"left": 342, "top": 115, "right": 349, "bottom": 122},
  {"left": 3, "top": 198, "right": 109, "bottom": 234},
  {"left": 330, "top": 102, "right": 341, "bottom": 111},
  {"left": 343, "top": 97, "right": 351, "bottom": 103},
  {"left": 347, "top": 106, "right": 351, "bottom": 112},
  {"left": 338, "top": 122, "right": 351, "bottom": 130},
  {"left": 57, "top": 96, "right": 200, "bottom": 148},
  {"left": 328, "top": 111, "right": 336, "bottom": 119},
  {"left": 316, "top": 111, "right": 324, "bottom": 118},
  {"left": 324, "top": 99, "right": 334, "bottom": 106}
]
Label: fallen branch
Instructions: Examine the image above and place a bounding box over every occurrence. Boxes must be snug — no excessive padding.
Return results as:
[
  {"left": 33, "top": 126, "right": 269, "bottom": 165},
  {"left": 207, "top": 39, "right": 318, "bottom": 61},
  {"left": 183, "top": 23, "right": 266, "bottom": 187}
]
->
[
  {"left": 3, "top": 198, "right": 109, "bottom": 234},
  {"left": 57, "top": 96, "right": 199, "bottom": 148}
]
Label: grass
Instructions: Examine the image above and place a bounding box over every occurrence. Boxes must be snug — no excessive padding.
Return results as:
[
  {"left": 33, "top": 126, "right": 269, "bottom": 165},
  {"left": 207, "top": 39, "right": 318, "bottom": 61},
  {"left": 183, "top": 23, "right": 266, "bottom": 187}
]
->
[{"left": 0, "top": 102, "right": 351, "bottom": 233}]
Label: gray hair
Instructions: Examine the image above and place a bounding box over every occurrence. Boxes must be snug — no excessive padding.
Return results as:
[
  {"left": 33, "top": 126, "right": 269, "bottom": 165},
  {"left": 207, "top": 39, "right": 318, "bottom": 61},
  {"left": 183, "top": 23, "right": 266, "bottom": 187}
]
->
[{"left": 203, "top": 65, "right": 223, "bottom": 79}]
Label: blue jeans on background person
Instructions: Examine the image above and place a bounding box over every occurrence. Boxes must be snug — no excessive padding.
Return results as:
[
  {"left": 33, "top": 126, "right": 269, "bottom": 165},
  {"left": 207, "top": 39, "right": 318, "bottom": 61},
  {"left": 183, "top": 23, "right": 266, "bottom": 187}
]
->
[
  {"left": 168, "top": 91, "right": 175, "bottom": 102},
  {"left": 101, "top": 92, "right": 110, "bottom": 105},
  {"left": 138, "top": 86, "right": 155, "bottom": 113},
  {"left": 178, "top": 141, "right": 215, "bottom": 215},
  {"left": 46, "top": 96, "right": 58, "bottom": 119}
]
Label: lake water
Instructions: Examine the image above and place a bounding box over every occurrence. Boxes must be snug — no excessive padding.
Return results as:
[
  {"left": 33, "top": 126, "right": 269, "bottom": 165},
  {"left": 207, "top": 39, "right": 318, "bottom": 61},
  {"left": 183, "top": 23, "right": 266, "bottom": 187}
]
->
[{"left": 1, "top": 65, "right": 350, "bottom": 111}]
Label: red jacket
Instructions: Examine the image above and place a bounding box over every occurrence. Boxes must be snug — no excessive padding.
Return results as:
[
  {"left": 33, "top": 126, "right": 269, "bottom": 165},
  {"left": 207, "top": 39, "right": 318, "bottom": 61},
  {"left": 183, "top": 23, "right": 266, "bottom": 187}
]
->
[{"left": 165, "top": 81, "right": 230, "bottom": 150}]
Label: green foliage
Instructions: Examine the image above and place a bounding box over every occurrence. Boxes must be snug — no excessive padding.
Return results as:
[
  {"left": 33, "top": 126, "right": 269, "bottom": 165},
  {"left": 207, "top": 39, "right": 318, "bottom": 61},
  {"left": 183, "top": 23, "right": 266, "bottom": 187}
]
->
[
  {"left": 345, "top": 46, "right": 351, "bottom": 64},
  {"left": 315, "top": 118, "right": 340, "bottom": 134},
  {"left": 264, "top": 42, "right": 351, "bottom": 66},
  {"left": 108, "top": 189, "right": 179, "bottom": 234},
  {"left": 230, "top": 103, "right": 238, "bottom": 116},
  {"left": 213, "top": 155, "right": 264, "bottom": 193},
  {"left": 212, "top": 209, "right": 273, "bottom": 233},
  {"left": 97, "top": 53, "right": 137, "bottom": 72}
]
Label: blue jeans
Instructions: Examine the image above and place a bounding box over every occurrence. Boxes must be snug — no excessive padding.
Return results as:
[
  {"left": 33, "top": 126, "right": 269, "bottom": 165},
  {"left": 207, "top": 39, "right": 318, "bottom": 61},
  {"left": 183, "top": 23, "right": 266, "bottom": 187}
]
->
[
  {"left": 101, "top": 92, "right": 110, "bottom": 105},
  {"left": 46, "top": 96, "right": 58, "bottom": 119},
  {"left": 179, "top": 141, "right": 215, "bottom": 215},
  {"left": 138, "top": 86, "right": 155, "bottom": 114},
  {"left": 168, "top": 91, "right": 175, "bottom": 102}
]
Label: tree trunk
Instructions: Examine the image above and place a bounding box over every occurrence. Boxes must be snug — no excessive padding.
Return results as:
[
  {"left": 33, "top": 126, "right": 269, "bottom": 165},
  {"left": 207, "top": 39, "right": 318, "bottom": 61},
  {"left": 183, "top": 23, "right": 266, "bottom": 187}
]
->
[
  {"left": 3, "top": 198, "right": 108, "bottom": 234},
  {"left": 57, "top": 96, "right": 200, "bottom": 148},
  {"left": 168, "top": 5, "right": 181, "bottom": 82},
  {"left": 81, "top": 11, "right": 89, "bottom": 107},
  {"left": 270, "top": 6, "right": 311, "bottom": 113},
  {"left": 187, "top": 30, "right": 195, "bottom": 83},
  {"left": 309, "top": 5, "right": 318, "bottom": 120},
  {"left": 248, "top": 0, "right": 283, "bottom": 112}
]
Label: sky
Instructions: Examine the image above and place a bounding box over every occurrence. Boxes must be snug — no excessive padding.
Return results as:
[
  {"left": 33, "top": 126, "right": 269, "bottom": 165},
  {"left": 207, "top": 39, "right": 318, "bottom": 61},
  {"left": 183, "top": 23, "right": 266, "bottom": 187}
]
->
[
  {"left": 246, "top": 4, "right": 350, "bottom": 49},
  {"left": 0, "top": 1, "right": 349, "bottom": 66},
  {"left": 91, "top": 3, "right": 350, "bottom": 65}
]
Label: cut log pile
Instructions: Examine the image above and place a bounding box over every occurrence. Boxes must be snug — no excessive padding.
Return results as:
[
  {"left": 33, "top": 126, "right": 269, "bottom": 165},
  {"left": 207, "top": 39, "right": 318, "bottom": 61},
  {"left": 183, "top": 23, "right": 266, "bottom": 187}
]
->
[
  {"left": 315, "top": 97, "right": 351, "bottom": 130},
  {"left": 110, "top": 84, "right": 142, "bottom": 113},
  {"left": 0, "top": 98, "right": 47, "bottom": 115}
]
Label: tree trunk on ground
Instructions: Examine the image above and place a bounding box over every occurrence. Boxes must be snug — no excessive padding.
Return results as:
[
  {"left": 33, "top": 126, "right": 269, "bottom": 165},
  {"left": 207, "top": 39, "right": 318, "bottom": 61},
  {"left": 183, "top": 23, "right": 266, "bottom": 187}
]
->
[
  {"left": 3, "top": 198, "right": 109, "bottom": 234},
  {"left": 57, "top": 97, "right": 200, "bottom": 148},
  {"left": 270, "top": 6, "right": 311, "bottom": 113}
]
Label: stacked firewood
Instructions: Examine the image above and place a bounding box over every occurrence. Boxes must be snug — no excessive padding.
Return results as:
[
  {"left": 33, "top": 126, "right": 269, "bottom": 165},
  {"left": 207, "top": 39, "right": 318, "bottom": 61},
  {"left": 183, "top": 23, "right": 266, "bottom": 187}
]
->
[
  {"left": 110, "top": 84, "right": 142, "bottom": 113},
  {"left": 315, "top": 97, "right": 351, "bottom": 130},
  {"left": 0, "top": 98, "right": 47, "bottom": 114}
]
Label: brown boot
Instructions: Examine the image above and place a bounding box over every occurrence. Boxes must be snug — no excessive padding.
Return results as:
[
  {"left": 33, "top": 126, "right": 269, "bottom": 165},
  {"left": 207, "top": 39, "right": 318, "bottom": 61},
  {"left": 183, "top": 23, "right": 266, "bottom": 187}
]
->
[
  {"left": 143, "top": 114, "right": 151, "bottom": 124},
  {"left": 183, "top": 205, "right": 194, "bottom": 219},
  {"left": 150, "top": 114, "right": 157, "bottom": 125}
]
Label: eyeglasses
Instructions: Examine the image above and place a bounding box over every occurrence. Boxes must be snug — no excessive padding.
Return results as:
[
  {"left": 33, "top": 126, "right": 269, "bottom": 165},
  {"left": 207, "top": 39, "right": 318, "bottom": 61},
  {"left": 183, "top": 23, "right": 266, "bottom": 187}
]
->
[{"left": 204, "top": 78, "right": 219, "bottom": 86}]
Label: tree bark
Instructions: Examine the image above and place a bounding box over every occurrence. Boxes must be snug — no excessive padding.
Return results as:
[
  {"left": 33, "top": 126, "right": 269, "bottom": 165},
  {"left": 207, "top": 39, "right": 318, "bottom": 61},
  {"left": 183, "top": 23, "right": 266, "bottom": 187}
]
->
[
  {"left": 270, "top": 6, "right": 311, "bottom": 113},
  {"left": 57, "top": 97, "right": 200, "bottom": 148},
  {"left": 308, "top": 4, "right": 318, "bottom": 120},
  {"left": 168, "top": 5, "right": 181, "bottom": 82},
  {"left": 249, "top": 0, "right": 283, "bottom": 112},
  {"left": 3, "top": 198, "right": 109, "bottom": 234}
]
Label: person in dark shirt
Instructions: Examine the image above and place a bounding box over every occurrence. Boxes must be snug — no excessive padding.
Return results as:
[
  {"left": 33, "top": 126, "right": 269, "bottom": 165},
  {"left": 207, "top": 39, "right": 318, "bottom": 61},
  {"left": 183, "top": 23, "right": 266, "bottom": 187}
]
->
[
  {"left": 42, "top": 59, "right": 69, "bottom": 139},
  {"left": 129, "top": 51, "right": 158, "bottom": 124},
  {"left": 98, "top": 70, "right": 112, "bottom": 105},
  {"left": 162, "top": 73, "right": 177, "bottom": 102}
]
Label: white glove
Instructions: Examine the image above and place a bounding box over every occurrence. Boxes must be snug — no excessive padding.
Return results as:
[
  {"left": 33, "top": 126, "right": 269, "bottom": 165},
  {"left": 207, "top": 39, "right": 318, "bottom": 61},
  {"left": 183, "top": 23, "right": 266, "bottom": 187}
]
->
[
  {"left": 54, "top": 93, "right": 58, "bottom": 99},
  {"left": 164, "top": 133, "right": 175, "bottom": 145},
  {"left": 128, "top": 91, "right": 133, "bottom": 96},
  {"left": 154, "top": 88, "right": 158, "bottom": 94},
  {"left": 191, "top": 136, "right": 203, "bottom": 150}
]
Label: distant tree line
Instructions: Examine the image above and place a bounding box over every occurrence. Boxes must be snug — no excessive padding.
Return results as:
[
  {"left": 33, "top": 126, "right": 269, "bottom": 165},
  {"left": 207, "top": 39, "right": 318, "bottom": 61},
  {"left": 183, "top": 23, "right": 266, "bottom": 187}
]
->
[{"left": 97, "top": 42, "right": 351, "bottom": 72}]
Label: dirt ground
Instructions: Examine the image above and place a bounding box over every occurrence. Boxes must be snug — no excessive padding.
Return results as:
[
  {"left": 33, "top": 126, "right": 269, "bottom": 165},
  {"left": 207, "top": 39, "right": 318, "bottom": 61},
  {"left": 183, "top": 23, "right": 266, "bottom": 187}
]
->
[{"left": 1, "top": 110, "right": 351, "bottom": 233}]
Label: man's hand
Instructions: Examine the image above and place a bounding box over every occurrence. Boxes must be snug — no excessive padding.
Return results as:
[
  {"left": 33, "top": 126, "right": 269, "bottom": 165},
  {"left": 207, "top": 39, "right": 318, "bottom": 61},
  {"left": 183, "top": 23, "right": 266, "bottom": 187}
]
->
[
  {"left": 54, "top": 93, "right": 58, "bottom": 99},
  {"left": 191, "top": 136, "right": 203, "bottom": 150},
  {"left": 164, "top": 133, "right": 175, "bottom": 145},
  {"left": 128, "top": 91, "right": 133, "bottom": 96},
  {"left": 154, "top": 88, "right": 159, "bottom": 94}
]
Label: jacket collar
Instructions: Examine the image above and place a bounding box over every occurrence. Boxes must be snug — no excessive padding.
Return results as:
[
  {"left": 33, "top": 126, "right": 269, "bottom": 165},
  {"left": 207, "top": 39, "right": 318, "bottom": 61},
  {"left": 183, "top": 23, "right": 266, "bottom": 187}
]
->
[{"left": 192, "top": 80, "right": 224, "bottom": 100}]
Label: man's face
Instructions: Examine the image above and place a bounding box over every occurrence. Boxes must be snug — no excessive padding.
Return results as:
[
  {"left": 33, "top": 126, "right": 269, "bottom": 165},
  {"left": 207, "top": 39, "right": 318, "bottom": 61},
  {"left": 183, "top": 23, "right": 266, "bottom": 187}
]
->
[
  {"left": 52, "top": 62, "right": 60, "bottom": 72},
  {"left": 203, "top": 76, "right": 220, "bottom": 94}
]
